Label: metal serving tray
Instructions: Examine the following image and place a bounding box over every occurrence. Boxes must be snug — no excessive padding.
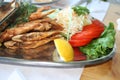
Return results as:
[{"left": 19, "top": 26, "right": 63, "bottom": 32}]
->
[
  {"left": 0, "top": 1, "right": 115, "bottom": 68},
  {"left": 0, "top": 47, "right": 115, "bottom": 68}
]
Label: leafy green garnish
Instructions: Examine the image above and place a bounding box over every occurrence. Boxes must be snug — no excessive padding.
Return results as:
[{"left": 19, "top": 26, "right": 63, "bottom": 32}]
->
[
  {"left": 80, "top": 23, "right": 115, "bottom": 60},
  {"left": 10, "top": 3, "right": 37, "bottom": 27},
  {"left": 16, "top": 3, "right": 37, "bottom": 22},
  {"left": 72, "top": 6, "right": 90, "bottom": 16}
]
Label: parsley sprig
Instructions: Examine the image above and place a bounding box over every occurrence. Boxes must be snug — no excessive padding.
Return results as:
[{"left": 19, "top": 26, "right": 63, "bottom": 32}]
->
[{"left": 72, "top": 6, "right": 90, "bottom": 15}]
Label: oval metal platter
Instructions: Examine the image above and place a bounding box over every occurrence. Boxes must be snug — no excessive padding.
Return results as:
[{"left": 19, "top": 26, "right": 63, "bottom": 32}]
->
[
  {"left": 0, "top": 47, "right": 115, "bottom": 68},
  {"left": 0, "top": 2, "right": 115, "bottom": 68}
]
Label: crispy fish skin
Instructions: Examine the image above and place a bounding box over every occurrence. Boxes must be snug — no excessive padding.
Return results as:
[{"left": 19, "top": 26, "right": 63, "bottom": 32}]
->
[
  {"left": 29, "top": 10, "right": 55, "bottom": 21},
  {"left": 0, "top": 20, "right": 42, "bottom": 42},
  {"left": 33, "top": 17, "right": 64, "bottom": 31},
  {"left": 42, "top": 17, "right": 64, "bottom": 30},
  {"left": 21, "top": 35, "right": 60, "bottom": 49},
  {"left": 12, "top": 31, "right": 61, "bottom": 42},
  {"left": 28, "top": 6, "right": 55, "bottom": 21},
  {"left": 4, "top": 41, "right": 19, "bottom": 49},
  {"left": 4, "top": 35, "right": 61, "bottom": 49},
  {"left": 33, "top": 22, "right": 52, "bottom": 31},
  {"left": 0, "top": 17, "right": 63, "bottom": 43}
]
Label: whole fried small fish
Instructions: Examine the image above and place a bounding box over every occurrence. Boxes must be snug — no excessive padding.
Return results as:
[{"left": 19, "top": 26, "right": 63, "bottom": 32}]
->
[
  {"left": 0, "top": 20, "right": 42, "bottom": 42},
  {"left": 22, "top": 35, "right": 60, "bottom": 49},
  {"left": 4, "top": 35, "right": 61, "bottom": 49},
  {"left": 12, "top": 31, "right": 61, "bottom": 42},
  {"left": 29, "top": 6, "right": 55, "bottom": 21}
]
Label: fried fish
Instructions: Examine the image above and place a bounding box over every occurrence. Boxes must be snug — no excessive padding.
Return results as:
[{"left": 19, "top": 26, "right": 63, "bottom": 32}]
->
[
  {"left": 4, "top": 35, "right": 61, "bottom": 49},
  {"left": 12, "top": 31, "right": 61, "bottom": 42}
]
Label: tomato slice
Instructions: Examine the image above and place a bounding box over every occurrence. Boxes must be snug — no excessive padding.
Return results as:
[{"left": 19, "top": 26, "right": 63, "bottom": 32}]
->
[
  {"left": 92, "top": 19, "right": 104, "bottom": 27},
  {"left": 73, "top": 47, "right": 86, "bottom": 61},
  {"left": 69, "top": 38, "right": 92, "bottom": 47},
  {"left": 69, "top": 19, "right": 104, "bottom": 47},
  {"left": 71, "top": 29, "right": 103, "bottom": 40}
]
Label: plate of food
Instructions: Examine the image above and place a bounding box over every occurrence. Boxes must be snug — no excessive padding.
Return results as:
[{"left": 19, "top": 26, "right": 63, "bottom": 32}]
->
[{"left": 0, "top": 3, "right": 115, "bottom": 68}]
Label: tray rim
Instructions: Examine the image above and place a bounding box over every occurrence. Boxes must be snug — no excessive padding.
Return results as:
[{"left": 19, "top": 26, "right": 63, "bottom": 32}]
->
[{"left": 0, "top": 46, "right": 115, "bottom": 68}]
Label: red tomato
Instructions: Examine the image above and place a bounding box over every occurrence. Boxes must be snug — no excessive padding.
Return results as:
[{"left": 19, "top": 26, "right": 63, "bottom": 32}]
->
[
  {"left": 73, "top": 47, "right": 86, "bottom": 61},
  {"left": 69, "top": 19, "right": 104, "bottom": 47},
  {"left": 83, "top": 19, "right": 104, "bottom": 31},
  {"left": 69, "top": 38, "right": 92, "bottom": 47}
]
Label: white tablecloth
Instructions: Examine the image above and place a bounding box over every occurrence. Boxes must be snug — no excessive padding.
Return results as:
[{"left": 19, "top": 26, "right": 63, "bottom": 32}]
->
[{"left": 1, "top": 0, "right": 110, "bottom": 80}]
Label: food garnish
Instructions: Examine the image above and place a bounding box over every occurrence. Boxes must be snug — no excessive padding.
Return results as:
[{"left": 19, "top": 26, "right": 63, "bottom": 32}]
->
[
  {"left": 73, "top": 47, "right": 86, "bottom": 61},
  {"left": 54, "top": 39, "right": 74, "bottom": 62},
  {"left": 72, "top": 6, "right": 90, "bottom": 15},
  {"left": 55, "top": 6, "right": 92, "bottom": 37},
  {"left": 10, "top": 3, "right": 37, "bottom": 26}
]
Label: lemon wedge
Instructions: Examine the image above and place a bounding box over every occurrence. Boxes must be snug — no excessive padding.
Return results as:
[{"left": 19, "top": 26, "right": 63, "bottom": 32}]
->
[{"left": 54, "top": 39, "right": 74, "bottom": 62}]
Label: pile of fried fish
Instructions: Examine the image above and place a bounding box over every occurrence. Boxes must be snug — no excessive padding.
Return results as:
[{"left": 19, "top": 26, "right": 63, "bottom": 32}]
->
[{"left": 0, "top": 6, "right": 63, "bottom": 50}]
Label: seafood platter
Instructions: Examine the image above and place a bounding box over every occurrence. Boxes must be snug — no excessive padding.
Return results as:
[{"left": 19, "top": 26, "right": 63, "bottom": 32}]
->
[{"left": 0, "top": 1, "right": 115, "bottom": 68}]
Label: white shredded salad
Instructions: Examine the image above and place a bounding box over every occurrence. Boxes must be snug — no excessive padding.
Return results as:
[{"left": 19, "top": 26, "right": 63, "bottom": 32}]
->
[
  {"left": 55, "top": 7, "right": 92, "bottom": 35},
  {"left": 48, "top": 7, "right": 92, "bottom": 36}
]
